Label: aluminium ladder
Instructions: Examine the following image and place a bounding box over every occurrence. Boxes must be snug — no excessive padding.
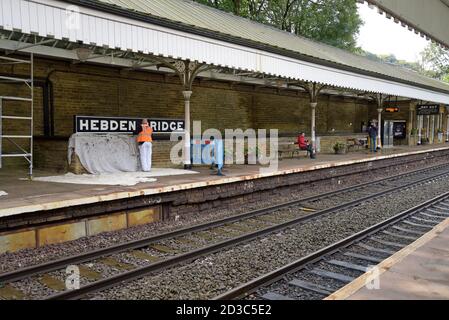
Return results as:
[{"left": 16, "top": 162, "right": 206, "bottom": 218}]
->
[{"left": 0, "top": 53, "right": 34, "bottom": 178}]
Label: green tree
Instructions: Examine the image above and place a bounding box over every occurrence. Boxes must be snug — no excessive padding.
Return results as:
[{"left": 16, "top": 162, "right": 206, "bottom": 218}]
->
[
  {"left": 195, "top": 0, "right": 363, "bottom": 52},
  {"left": 420, "top": 43, "right": 449, "bottom": 82},
  {"left": 361, "top": 51, "right": 426, "bottom": 75}
]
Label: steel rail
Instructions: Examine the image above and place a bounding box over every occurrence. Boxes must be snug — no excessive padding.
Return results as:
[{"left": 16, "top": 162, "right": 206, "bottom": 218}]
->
[
  {"left": 213, "top": 192, "right": 449, "bottom": 300},
  {"left": 45, "top": 167, "right": 449, "bottom": 300},
  {"left": 1, "top": 162, "right": 447, "bottom": 285}
]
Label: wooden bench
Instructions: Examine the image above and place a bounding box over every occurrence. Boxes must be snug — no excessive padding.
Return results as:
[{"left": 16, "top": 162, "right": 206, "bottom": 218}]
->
[{"left": 278, "top": 142, "right": 308, "bottom": 160}]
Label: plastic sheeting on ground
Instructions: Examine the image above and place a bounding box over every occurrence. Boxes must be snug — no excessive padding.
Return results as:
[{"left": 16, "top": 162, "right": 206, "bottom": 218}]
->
[
  {"left": 32, "top": 169, "right": 198, "bottom": 186},
  {"left": 68, "top": 133, "right": 140, "bottom": 174}
]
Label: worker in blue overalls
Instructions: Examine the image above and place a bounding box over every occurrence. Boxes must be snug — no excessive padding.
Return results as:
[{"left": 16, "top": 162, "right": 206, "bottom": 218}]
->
[{"left": 208, "top": 137, "right": 224, "bottom": 176}]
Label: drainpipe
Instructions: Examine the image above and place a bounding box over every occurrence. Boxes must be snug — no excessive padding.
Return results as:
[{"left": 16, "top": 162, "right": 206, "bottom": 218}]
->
[{"left": 45, "top": 69, "right": 57, "bottom": 137}]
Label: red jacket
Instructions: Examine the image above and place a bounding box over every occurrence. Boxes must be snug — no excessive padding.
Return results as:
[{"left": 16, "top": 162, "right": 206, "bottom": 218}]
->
[{"left": 297, "top": 135, "right": 308, "bottom": 149}]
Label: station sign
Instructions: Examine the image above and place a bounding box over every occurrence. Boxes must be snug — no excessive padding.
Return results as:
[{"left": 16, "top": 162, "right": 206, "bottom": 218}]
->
[
  {"left": 74, "top": 116, "right": 185, "bottom": 134},
  {"left": 385, "top": 107, "right": 400, "bottom": 113},
  {"left": 416, "top": 104, "right": 440, "bottom": 115}
]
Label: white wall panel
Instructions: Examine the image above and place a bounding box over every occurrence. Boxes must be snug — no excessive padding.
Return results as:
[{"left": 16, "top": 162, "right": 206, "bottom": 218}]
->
[
  {"left": 11, "top": 0, "right": 22, "bottom": 30},
  {"left": 20, "top": 1, "right": 30, "bottom": 34},
  {"left": 45, "top": 6, "right": 53, "bottom": 37},
  {"left": 37, "top": 4, "right": 46, "bottom": 36},
  {"left": 29, "top": 2, "right": 38, "bottom": 34},
  {"left": 2, "top": 0, "right": 449, "bottom": 104},
  {"left": 1, "top": 0, "right": 12, "bottom": 30},
  {"left": 53, "top": 7, "right": 62, "bottom": 40}
]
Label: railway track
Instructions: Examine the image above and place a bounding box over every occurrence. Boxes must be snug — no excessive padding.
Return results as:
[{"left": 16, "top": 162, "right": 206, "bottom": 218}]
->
[
  {"left": 1, "top": 163, "right": 449, "bottom": 300},
  {"left": 214, "top": 192, "right": 449, "bottom": 300}
]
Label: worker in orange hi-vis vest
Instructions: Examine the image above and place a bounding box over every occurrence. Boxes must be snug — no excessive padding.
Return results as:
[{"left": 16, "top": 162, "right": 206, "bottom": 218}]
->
[{"left": 136, "top": 119, "right": 153, "bottom": 172}]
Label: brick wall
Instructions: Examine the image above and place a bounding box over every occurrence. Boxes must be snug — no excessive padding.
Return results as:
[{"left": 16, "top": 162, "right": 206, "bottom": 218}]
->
[
  {"left": 1, "top": 56, "right": 375, "bottom": 171},
  {"left": 318, "top": 134, "right": 368, "bottom": 154},
  {"left": 34, "top": 138, "right": 68, "bottom": 172}
]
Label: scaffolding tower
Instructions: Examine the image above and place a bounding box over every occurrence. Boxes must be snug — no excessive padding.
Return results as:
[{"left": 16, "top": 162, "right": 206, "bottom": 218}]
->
[{"left": 0, "top": 53, "right": 34, "bottom": 178}]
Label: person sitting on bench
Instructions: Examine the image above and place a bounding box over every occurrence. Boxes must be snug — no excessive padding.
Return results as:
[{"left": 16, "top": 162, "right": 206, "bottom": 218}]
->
[{"left": 296, "top": 132, "right": 313, "bottom": 156}]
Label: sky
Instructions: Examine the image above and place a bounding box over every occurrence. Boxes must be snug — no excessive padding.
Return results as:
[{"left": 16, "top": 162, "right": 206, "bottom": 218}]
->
[{"left": 357, "top": 3, "right": 430, "bottom": 62}]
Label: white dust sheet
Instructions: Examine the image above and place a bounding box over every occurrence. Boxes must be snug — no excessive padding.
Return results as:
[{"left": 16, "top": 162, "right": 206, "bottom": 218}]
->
[
  {"left": 68, "top": 133, "right": 140, "bottom": 174},
  {"left": 32, "top": 169, "right": 198, "bottom": 186}
]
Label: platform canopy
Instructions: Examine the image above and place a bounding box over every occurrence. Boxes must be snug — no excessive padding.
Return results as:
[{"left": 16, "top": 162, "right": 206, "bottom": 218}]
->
[
  {"left": 365, "top": 0, "right": 449, "bottom": 50},
  {"left": 1, "top": 0, "right": 449, "bottom": 103}
]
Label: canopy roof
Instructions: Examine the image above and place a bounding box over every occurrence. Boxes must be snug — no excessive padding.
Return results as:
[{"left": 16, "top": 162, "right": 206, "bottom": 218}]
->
[
  {"left": 91, "top": 0, "right": 449, "bottom": 94},
  {"left": 1, "top": 0, "right": 449, "bottom": 103}
]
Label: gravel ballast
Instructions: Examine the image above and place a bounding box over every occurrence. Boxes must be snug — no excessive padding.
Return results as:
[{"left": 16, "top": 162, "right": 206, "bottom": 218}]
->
[
  {"left": 90, "top": 175, "right": 449, "bottom": 300},
  {"left": 2, "top": 162, "right": 443, "bottom": 274}
]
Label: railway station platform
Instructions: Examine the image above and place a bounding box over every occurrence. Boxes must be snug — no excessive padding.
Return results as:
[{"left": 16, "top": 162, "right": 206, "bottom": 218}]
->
[
  {"left": 1, "top": 144, "right": 448, "bottom": 219},
  {"left": 327, "top": 216, "right": 449, "bottom": 300},
  {"left": 1, "top": 144, "right": 449, "bottom": 253}
]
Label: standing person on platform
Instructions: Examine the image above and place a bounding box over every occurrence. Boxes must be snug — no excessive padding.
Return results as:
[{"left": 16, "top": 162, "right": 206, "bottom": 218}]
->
[
  {"left": 136, "top": 119, "right": 153, "bottom": 172},
  {"left": 368, "top": 123, "right": 378, "bottom": 153},
  {"left": 296, "top": 132, "right": 313, "bottom": 157}
]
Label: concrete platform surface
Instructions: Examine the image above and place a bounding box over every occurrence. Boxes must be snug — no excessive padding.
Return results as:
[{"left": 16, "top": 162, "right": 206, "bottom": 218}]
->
[
  {"left": 327, "top": 217, "right": 449, "bottom": 300},
  {"left": 1, "top": 145, "right": 448, "bottom": 218}
]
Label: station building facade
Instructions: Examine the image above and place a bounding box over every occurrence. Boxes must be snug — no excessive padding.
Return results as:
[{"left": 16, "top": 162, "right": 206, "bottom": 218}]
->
[{"left": 1, "top": 56, "right": 379, "bottom": 172}]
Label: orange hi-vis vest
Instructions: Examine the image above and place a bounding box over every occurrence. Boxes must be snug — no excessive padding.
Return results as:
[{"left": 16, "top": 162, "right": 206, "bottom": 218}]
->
[{"left": 137, "top": 125, "right": 153, "bottom": 143}]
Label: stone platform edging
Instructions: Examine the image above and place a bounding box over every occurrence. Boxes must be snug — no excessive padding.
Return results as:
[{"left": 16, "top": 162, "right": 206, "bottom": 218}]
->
[
  {"left": 325, "top": 216, "right": 449, "bottom": 300},
  {"left": 0, "top": 207, "right": 161, "bottom": 254}
]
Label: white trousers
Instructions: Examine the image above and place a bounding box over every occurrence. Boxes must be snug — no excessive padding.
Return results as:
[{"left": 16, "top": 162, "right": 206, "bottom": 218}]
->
[{"left": 139, "top": 142, "right": 152, "bottom": 172}]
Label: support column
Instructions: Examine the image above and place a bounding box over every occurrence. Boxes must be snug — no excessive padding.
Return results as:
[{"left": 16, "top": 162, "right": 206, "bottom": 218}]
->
[
  {"left": 418, "top": 115, "right": 423, "bottom": 145},
  {"left": 430, "top": 115, "right": 435, "bottom": 144},
  {"left": 446, "top": 113, "right": 449, "bottom": 142},
  {"left": 426, "top": 115, "right": 430, "bottom": 141},
  {"left": 296, "top": 82, "right": 325, "bottom": 157},
  {"left": 182, "top": 90, "right": 192, "bottom": 169},
  {"left": 311, "top": 102, "right": 317, "bottom": 152},
  {"left": 408, "top": 103, "right": 416, "bottom": 145},
  {"left": 371, "top": 93, "right": 386, "bottom": 149},
  {"left": 151, "top": 58, "right": 209, "bottom": 170},
  {"left": 377, "top": 108, "right": 383, "bottom": 149}
]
